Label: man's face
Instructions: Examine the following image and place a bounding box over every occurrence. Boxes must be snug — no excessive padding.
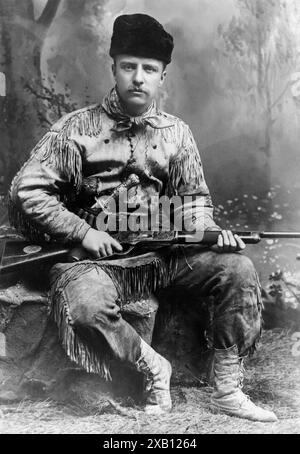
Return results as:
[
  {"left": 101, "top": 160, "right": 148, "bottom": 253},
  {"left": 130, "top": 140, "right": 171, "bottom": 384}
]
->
[{"left": 112, "top": 55, "right": 166, "bottom": 116}]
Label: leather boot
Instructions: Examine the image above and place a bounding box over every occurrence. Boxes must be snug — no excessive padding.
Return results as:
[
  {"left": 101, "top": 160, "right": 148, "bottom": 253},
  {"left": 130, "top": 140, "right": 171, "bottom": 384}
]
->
[
  {"left": 210, "top": 345, "right": 278, "bottom": 422},
  {"left": 136, "top": 338, "right": 172, "bottom": 415}
]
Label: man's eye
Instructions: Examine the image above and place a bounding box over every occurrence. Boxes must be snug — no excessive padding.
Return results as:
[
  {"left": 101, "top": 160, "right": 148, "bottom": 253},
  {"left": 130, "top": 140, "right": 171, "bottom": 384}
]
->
[
  {"left": 145, "top": 67, "right": 156, "bottom": 73},
  {"left": 123, "top": 65, "right": 134, "bottom": 71}
]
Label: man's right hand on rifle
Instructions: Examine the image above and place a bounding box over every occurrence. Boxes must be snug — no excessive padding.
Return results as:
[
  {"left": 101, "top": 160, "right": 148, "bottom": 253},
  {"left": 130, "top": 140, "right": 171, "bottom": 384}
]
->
[{"left": 81, "top": 229, "right": 123, "bottom": 259}]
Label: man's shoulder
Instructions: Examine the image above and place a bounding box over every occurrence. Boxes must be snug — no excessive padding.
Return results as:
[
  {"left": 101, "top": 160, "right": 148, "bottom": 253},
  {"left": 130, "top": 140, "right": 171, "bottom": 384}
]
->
[
  {"left": 159, "top": 110, "right": 191, "bottom": 132},
  {"left": 50, "top": 103, "right": 104, "bottom": 134},
  {"left": 159, "top": 110, "right": 185, "bottom": 125},
  {"left": 158, "top": 110, "right": 193, "bottom": 146}
]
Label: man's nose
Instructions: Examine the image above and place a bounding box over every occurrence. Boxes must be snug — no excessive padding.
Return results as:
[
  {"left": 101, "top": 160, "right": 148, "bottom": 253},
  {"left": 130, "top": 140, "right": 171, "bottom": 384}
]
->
[{"left": 133, "top": 66, "right": 144, "bottom": 85}]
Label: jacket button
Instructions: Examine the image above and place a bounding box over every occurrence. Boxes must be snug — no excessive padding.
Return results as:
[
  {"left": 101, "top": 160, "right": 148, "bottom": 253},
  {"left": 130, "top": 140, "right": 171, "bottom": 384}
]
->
[
  {"left": 104, "top": 139, "right": 110, "bottom": 144},
  {"left": 152, "top": 144, "right": 157, "bottom": 149}
]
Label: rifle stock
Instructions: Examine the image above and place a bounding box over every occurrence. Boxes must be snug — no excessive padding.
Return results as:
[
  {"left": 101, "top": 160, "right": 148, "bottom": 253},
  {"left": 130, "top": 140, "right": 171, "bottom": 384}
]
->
[{"left": 1, "top": 230, "right": 300, "bottom": 275}]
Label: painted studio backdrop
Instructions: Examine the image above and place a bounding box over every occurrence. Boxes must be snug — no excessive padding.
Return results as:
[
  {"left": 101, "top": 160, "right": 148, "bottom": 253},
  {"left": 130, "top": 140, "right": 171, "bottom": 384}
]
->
[{"left": 1, "top": 0, "right": 300, "bottom": 279}]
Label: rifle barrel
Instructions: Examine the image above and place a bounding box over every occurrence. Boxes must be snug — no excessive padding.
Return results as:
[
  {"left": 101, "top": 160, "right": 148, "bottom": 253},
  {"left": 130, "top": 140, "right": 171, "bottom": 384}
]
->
[
  {"left": 176, "top": 231, "right": 262, "bottom": 244},
  {"left": 260, "top": 232, "right": 300, "bottom": 239},
  {"left": 183, "top": 231, "right": 300, "bottom": 245}
]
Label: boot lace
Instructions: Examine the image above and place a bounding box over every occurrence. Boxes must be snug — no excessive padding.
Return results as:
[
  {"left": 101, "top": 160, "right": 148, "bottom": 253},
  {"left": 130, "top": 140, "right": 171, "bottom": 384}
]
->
[{"left": 136, "top": 357, "right": 154, "bottom": 393}]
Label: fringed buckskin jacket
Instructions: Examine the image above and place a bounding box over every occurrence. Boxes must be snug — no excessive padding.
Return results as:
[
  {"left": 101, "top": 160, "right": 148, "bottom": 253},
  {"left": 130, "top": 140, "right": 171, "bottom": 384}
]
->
[
  {"left": 8, "top": 88, "right": 222, "bottom": 379},
  {"left": 8, "top": 88, "right": 219, "bottom": 244}
]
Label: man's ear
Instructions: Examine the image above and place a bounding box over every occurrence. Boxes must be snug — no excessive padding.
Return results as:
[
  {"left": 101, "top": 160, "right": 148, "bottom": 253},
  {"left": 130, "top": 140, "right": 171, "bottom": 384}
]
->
[
  {"left": 159, "top": 69, "right": 167, "bottom": 87},
  {"left": 112, "top": 62, "right": 116, "bottom": 79}
]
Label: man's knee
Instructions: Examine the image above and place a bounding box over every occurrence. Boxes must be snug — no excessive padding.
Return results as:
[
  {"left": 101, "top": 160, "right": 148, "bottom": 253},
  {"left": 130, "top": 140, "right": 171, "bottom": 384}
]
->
[
  {"left": 59, "top": 267, "right": 120, "bottom": 328},
  {"left": 220, "top": 253, "right": 258, "bottom": 285}
]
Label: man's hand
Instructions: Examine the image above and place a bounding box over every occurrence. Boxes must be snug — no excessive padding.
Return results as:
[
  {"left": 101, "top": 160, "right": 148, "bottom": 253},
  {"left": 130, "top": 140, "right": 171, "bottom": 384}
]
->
[
  {"left": 81, "top": 229, "right": 123, "bottom": 258},
  {"left": 211, "top": 230, "right": 246, "bottom": 253}
]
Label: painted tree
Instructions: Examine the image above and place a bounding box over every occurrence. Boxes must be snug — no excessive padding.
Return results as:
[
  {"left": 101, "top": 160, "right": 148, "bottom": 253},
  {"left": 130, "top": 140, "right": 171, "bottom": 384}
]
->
[
  {"left": 215, "top": 0, "right": 300, "bottom": 185},
  {"left": 0, "top": 0, "right": 112, "bottom": 192},
  {"left": 0, "top": 0, "right": 61, "bottom": 192},
  {"left": 30, "top": 0, "right": 109, "bottom": 128}
]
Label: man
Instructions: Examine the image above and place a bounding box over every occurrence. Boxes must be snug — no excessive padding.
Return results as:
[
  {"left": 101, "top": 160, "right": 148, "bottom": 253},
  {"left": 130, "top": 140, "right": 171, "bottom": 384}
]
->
[{"left": 9, "top": 14, "right": 277, "bottom": 421}]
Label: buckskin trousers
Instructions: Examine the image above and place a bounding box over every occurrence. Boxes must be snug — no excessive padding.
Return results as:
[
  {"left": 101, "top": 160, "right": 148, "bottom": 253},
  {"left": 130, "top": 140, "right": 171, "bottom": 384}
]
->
[{"left": 50, "top": 245, "right": 262, "bottom": 376}]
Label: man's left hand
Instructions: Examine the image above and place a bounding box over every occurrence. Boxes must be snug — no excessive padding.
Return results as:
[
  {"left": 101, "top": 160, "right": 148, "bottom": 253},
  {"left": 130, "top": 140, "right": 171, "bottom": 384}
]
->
[{"left": 211, "top": 230, "right": 246, "bottom": 253}]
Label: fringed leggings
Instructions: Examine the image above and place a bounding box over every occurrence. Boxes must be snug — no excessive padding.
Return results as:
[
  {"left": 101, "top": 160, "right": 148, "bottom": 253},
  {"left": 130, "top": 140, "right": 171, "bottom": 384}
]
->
[{"left": 49, "top": 246, "right": 262, "bottom": 379}]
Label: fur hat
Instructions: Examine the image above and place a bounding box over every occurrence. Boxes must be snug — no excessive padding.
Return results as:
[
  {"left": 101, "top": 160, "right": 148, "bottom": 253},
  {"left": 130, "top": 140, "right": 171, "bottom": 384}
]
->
[{"left": 110, "top": 14, "right": 174, "bottom": 65}]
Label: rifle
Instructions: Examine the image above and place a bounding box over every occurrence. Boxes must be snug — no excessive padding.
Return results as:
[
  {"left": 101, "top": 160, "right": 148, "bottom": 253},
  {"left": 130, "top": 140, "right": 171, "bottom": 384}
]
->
[{"left": 1, "top": 230, "right": 300, "bottom": 275}]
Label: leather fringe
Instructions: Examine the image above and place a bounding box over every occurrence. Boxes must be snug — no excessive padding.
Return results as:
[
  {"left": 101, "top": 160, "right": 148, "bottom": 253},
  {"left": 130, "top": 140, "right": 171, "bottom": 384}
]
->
[
  {"left": 156, "top": 117, "right": 183, "bottom": 144},
  {"left": 34, "top": 132, "right": 83, "bottom": 191},
  {"left": 8, "top": 105, "right": 103, "bottom": 241},
  {"left": 167, "top": 134, "right": 204, "bottom": 197},
  {"left": 50, "top": 251, "right": 179, "bottom": 306},
  {"left": 50, "top": 252, "right": 179, "bottom": 379},
  {"left": 99, "top": 253, "right": 179, "bottom": 305},
  {"left": 246, "top": 271, "right": 264, "bottom": 357},
  {"left": 49, "top": 103, "right": 103, "bottom": 140},
  {"left": 7, "top": 199, "right": 50, "bottom": 242},
  {"left": 50, "top": 285, "right": 112, "bottom": 381}
]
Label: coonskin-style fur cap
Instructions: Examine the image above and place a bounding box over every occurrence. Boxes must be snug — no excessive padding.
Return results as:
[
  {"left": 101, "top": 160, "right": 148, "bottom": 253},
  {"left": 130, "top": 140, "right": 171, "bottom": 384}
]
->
[{"left": 110, "top": 13, "right": 174, "bottom": 64}]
